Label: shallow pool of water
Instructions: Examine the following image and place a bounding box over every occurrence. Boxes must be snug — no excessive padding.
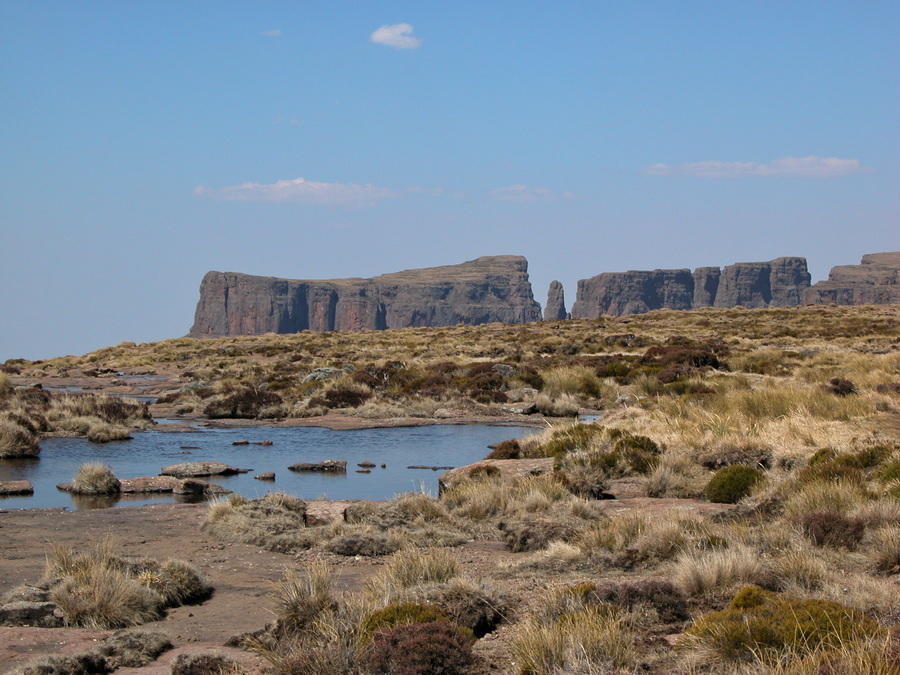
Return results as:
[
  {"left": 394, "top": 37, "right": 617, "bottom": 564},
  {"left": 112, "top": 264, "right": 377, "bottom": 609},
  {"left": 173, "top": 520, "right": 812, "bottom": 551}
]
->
[{"left": 0, "top": 423, "right": 538, "bottom": 510}]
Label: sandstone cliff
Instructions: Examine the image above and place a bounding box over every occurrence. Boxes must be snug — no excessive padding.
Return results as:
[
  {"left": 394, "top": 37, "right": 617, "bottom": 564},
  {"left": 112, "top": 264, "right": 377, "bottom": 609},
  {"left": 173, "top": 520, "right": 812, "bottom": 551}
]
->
[
  {"left": 189, "top": 256, "right": 543, "bottom": 337},
  {"left": 803, "top": 252, "right": 900, "bottom": 306},
  {"left": 571, "top": 257, "right": 811, "bottom": 319}
]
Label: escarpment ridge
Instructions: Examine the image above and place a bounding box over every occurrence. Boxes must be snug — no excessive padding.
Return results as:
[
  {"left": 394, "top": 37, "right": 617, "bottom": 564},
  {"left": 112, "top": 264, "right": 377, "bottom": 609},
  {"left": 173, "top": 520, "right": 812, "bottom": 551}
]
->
[
  {"left": 189, "top": 252, "right": 899, "bottom": 336},
  {"left": 189, "top": 255, "right": 543, "bottom": 337}
]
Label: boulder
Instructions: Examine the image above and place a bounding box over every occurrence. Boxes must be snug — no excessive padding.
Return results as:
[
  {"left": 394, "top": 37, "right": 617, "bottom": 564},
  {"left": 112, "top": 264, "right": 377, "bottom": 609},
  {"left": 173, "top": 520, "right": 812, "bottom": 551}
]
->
[
  {"left": 439, "top": 458, "right": 554, "bottom": 493},
  {"left": 288, "top": 460, "right": 347, "bottom": 473},
  {"left": 159, "top": 462, "right": 249, "bottom": 478},
  {"left": 173, "top": 479, "right": 231, "bottom": 495},
  {"left": 188, "top": 256, "right": 543, "bottom": 336}
]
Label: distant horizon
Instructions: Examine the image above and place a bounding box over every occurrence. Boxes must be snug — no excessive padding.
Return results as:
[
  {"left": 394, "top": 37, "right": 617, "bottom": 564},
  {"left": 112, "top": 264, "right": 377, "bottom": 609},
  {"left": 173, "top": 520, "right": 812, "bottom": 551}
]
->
[
  {"left": 3, "top": 3, "right": 897, "bottom": 361},
  {"left": 5, "top": 247, "right": 895, "bottom": 363}
]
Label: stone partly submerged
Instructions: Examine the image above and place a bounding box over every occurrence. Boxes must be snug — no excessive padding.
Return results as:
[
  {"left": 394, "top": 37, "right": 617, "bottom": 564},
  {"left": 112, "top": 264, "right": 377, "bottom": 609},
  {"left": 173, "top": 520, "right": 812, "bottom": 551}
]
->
[
  {"left": 803, "top": 252, "right": 900, "bottom": 306},
  {"left": 571, "top": 257, "right": 812, "bottom": 318},
  {"left": 189, "top": 255, "right": 543, "bottom": 336},
  {"left": 159, "top": 462, "right": 249, "bottom": 478}
]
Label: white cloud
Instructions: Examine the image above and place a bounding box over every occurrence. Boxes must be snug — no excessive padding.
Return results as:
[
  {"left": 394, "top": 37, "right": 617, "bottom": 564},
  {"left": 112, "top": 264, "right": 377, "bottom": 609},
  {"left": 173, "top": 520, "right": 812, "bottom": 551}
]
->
[
  {"left": 193, "top": 177, "right": 398, "bottom": 206},
  {"left": 490, "top": 184, "right": 576, "bottom": 201},
  {"left": 261, "top": 29, "right": 281, "bottom": 37},
  {"left": 644, "top": 156, "right": 872, "bottom": 178},
  {"left": 370, "top": 23, "right": 421, "bottom": 49}
]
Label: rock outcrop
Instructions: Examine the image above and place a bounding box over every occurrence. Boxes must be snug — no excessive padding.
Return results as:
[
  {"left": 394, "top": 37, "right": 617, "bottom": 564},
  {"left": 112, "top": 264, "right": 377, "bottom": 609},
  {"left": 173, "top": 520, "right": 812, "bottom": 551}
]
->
[
  {"left": 190, "top": 256, "right": 543, "bottom": 336},
  {"left": 572, "top": 257, "right": 811, "bottom": 318},
  {"left": 803, "top": 252, "right": 900, "bottom": 306},
  {"left": 544, "top": 281, "right": 568, "bottom": 320}
]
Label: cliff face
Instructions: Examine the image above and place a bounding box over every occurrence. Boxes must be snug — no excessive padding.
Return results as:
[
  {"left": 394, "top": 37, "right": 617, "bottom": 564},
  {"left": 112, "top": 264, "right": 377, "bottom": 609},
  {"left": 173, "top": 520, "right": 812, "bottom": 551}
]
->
[
  {"left": 189, "top": 256, "right": 543, "bottom": 337},
  {"left": 803, "top": 252, "right": 900, "bottom": 306},
  {"left": 572, "top": 257, "right": 811, "bottom": 319}
]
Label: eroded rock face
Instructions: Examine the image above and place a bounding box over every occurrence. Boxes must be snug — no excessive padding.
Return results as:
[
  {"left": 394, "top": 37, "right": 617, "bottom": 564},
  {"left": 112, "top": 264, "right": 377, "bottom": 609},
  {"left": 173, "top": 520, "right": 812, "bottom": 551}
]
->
[
  {"left": 803, "top": 252, "right": 900, "bottom": 305},
  {"left": 190, "top": 255, "right": 543, "bottom": 336},
  {"left": 571, "top": 269, "right": 695, "bottom": 318},
  {"left": 572, "top": 257, "right": 812, "bottom": 318},
  {"left": 544, "top": 280, "right": 568, "bottom": 320}
]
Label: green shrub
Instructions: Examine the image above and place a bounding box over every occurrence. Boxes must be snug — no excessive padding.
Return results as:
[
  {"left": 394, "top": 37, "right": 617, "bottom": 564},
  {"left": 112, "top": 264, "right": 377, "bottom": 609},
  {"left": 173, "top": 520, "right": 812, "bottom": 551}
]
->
[
  {"left": 612, "top": 433, "right": 662, "bottom": 474},
  {"left": 703, "top": 465, "right": 762, "bottom": 504},
  {"left": 539, "top": 423, "right": 605, "bottom": 457},
  {"left": 361, "top": 602, "right": 448, "bottom": 638},
  {"left": 685, "top": 591, "right": 882, "bottom": 663},
  {"left": 485, "top": 439, "right": 520, "bottom": 460}
]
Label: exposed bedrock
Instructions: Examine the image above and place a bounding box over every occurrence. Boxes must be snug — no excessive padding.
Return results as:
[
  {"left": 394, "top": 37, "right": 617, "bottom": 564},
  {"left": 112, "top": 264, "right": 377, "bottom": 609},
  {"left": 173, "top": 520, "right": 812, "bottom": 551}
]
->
[
  {"left": 572, "top": 257, "right": 811, "bottom": 318},
  {"left": 189, "top": 255, "right": 543, "bottom": 336},
  {"left": 803, "top": 252, "right": 900, "bottom": 306},
  {"left": 544, "top": 280, "right": 569, "bottom": 320}
]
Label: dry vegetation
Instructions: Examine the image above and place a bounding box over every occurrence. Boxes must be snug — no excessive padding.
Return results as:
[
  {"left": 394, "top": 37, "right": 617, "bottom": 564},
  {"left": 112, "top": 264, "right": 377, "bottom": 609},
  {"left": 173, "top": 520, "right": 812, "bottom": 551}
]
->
[{"left": 3, "top": 305, "right": 900, "bottom": 673}]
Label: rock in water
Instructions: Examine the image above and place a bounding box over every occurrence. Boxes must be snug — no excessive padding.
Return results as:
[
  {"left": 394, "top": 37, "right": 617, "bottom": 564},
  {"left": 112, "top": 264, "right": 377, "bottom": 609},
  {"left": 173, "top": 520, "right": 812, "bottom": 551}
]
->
[
  {"left": 544, "top": 280, "right": 568, "bottom": 320},
  {"left": 189, "top": 255, "right": 543, "bottom": 336}
]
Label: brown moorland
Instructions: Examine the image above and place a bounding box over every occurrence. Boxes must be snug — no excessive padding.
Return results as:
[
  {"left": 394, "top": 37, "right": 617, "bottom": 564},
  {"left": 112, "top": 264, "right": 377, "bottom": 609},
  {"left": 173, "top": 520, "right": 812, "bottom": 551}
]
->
[{"left": 1, "top": 304, "right": 899, "bottom": 674}]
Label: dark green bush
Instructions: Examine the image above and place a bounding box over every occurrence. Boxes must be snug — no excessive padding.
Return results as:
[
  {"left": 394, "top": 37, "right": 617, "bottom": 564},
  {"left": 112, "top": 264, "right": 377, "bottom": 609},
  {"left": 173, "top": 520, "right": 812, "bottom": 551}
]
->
[
  {"left": 588, "top": 578, "right": 689, "bottom": 623},
  {"left": 703, "top": 465, "right": 762, "bottom": 504},
  {"left": 500, "top": 519, "right": 578, "bottom": 552},
  {"left": 322, "top": 388, "right": 371, "bottom": 408},
  {"left": 686, "top": 591, "right": 881, "bottom": 663},
  {"left": 325, "top": 531, "right": 399, "bottom": 557},
  {"left": 613, "top": 434, "right": 662, "bottom": 474},
  {"left": 539, "top": 424, "right": 605, "bottom": 457},
  {"left": 203, "top": 387, "right": 283, "bottom": 419},
  {"left": 361, "top": 602, "right": 449, "bottom": 638}
]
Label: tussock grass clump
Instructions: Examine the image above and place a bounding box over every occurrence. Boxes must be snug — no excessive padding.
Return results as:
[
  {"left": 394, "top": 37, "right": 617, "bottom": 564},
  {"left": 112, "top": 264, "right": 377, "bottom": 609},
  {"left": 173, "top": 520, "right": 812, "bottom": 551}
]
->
[
  {"left": 170, "top": 652, "right": 242, "bottom": 675},
  {"left": 326, "top": 528, "right": 403, "bottom": 557},
  {"left": 42, "top": 539, "right": 212, "bottom": 629},
  {"left": 684, "top": 587, "right": 883, "bottom": 666},
  {"left": 673, "top": 546, "right": 762, "bottom": 597},
  {"left": 70, "top": 462, "right": 121, "bottom": 494},
  {"left": 509, "top": 607, "right": 635, "bottom": 675},
  {"left": 441, "top": 472, "right": 571, "bottom": 521},
  {"left": 0, "top": 416, "right": 40, "bottom": 457},
  {"left": 367, "top": 548, "right": 461, "bottom": 605},
  {"left": 270, "top": 563, "right": 336, "bottom": 638},
  {"left": 202, "top": 493, "right": 315, "bottom": 553}
]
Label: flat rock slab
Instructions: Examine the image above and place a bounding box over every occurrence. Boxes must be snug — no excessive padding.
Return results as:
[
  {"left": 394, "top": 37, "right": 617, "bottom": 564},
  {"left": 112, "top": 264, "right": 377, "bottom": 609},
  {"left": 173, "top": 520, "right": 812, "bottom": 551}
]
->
[
  {"left": 288, "top": 460, "right": 347, "bottom": 473},
  {"left": 119, "top": 476, "right": 182, "bottom": 493},
  {"left": 439, "top": 458, "right": 554, "bottom": 491},
  {"left": 160, "top": 462, "right": 249, "bottom": 478},
  {"left": 0, "top": 480, "right": 33, "bottom": 496},
  {"left": 305, "top": 500, "right": 359, "bottom": 527}
]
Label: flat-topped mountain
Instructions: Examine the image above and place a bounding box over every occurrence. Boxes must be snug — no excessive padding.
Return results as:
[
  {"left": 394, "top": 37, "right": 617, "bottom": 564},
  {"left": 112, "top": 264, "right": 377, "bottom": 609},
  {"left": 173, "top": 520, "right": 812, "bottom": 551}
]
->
[
  {"left": 571, "top": 257, "right": 812, "bottom": 318},
  {"left": 189, "top": 255, "right": 543, "bottom": 336},
  {"left": 803, "top": 252, "right": 900, "bottom": 306}
]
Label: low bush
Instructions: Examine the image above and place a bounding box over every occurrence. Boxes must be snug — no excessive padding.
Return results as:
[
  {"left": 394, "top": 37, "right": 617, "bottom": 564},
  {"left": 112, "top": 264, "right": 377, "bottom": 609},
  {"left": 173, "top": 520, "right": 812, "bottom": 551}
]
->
[
  {"left": 827, "top": 377, "right": 858, "bottom": 396},
  {"left": 326, "top": 530, "right": 401, "bottom": 557},
  {"left": 684, "top": 589, "right": 882, "bottom": 664},
  {"left": 703, "top": 464, "right": 762, "bottom": 504},
  {"left": 801, "top": 511, "right": 866, "bottom": 550},
  {"left": 417, "top": 577, "right": 509, "bottom": 638},
  {"left": 70, "top": 462, "right": 121, "bottom": 495},
  {"left": 700, "top": 442, "right": 772, "bottom": 470},
  {"left": 485, "top": 439, "right": 521, "bottom": 460},
  {"left": 587, "top": 578, "right": 690, "bottom": 623},
  {"left": 203, "top": 386, "right": 283, "bottom": 419},
  {"left": 363, "top": 621, "right": 475, "bottom": 675},
  {"left": 361, "top": 602, "right": 449, "bottom": 638},
  {"left": 170, "top": 652, "right": 241, "bottom": 675},
  {"left": 500, "top": 519, "right": 579, "bottom": 552}
]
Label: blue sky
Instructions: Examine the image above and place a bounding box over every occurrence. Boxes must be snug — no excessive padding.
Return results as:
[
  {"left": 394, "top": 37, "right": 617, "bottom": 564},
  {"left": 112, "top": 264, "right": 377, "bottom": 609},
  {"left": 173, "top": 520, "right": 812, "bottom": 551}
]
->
[{"left": 2, "top": 1, "right": 898, "bottom": 361}]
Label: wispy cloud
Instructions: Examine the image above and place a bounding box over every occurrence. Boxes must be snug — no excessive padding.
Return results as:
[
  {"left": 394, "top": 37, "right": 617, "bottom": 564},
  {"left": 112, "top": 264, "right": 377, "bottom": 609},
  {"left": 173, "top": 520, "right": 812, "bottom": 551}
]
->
[
  {"left": 370, "top": 23, "right": 421, "bottom": 49},
  {"left": 490, "top": 184, "right": 576, "bottom": 202},
  {"left": 261, "top": 29, "right": 281, "bottom": 37},
  {"left": 193, "top": 177, "right": 398, "bottom": 206},
  {"left": 644, "top": 156, "right": 872, "bottom": 178}
]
